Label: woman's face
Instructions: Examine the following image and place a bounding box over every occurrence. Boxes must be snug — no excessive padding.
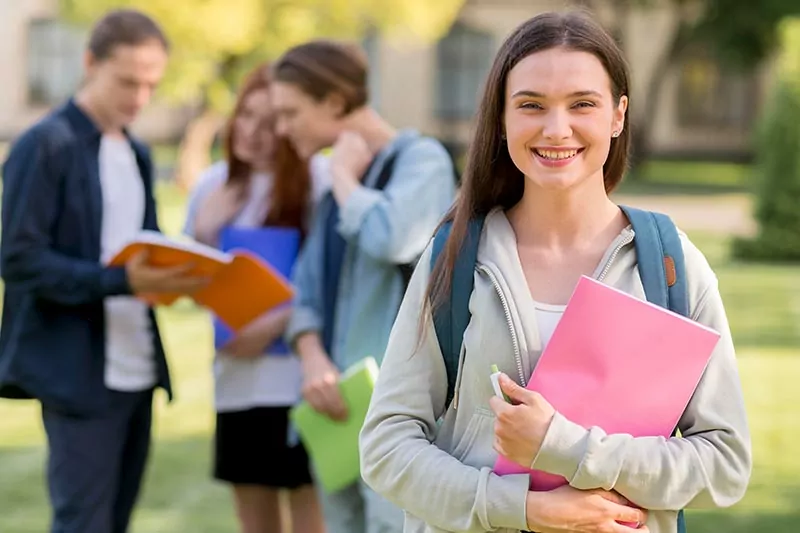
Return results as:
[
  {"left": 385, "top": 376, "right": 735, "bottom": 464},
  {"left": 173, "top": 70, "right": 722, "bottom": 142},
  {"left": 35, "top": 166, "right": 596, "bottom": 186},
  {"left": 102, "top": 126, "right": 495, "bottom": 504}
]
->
[
  {"left": 503, "top": 47, "right": 627, "bottom": 193},
  {"left": 270, "top": 81, "right": 344, "bottom": 159},
  {"left": 232, "top": 88, "right": 275, "bottom": 167}
]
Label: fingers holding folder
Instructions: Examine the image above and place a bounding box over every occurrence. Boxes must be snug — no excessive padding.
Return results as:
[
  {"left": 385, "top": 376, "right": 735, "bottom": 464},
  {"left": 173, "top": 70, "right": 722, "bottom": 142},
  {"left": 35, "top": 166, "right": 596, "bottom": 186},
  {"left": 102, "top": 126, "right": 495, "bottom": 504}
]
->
[
  {"left": 125, "top": 249, "right": 211, "bottom": 300},
  {"left": 108, "top": 231, "right": 295, "bottom": 332},
  {"left": 301, "top": 351, "right": 349, "bottom": 421},
  {"left": 490, "top": 373, "right": 555, "bottom": 469}
]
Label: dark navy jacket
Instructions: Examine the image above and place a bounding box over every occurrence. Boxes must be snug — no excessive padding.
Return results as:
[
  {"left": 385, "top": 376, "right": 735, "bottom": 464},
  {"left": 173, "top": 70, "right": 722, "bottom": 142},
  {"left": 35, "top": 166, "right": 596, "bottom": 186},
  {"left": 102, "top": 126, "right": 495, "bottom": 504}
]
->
[{"left": 0, "top": 99, "right": 172, "bottom": 416}]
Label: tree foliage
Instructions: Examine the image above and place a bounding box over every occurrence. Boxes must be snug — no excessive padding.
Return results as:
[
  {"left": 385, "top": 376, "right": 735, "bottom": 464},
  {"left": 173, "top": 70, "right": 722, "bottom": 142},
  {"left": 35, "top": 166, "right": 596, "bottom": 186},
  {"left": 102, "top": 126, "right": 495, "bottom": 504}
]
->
[
  {"left": 60, "top": 0, "right": 464, "bottom": 189},
  {"left": 732, "top": 17, "right": 800, "bottom": 261},
  {"left": 61, "top": 0, "right": 466, "bottom": 113}
]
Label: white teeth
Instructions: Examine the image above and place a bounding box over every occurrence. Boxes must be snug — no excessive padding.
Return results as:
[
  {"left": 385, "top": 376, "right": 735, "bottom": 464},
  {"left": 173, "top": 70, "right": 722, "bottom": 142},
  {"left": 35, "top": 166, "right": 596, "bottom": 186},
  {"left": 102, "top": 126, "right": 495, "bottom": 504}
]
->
[{"left": 534, "top": 149, "right": 579, "bottom": 160}]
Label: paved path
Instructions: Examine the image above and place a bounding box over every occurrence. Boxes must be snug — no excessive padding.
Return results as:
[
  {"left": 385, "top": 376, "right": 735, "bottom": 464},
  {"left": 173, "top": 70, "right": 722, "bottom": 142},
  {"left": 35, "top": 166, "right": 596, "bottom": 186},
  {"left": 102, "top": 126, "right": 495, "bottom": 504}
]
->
[{"left": 612, "top": 193, "right": 755, "bottom": 236}]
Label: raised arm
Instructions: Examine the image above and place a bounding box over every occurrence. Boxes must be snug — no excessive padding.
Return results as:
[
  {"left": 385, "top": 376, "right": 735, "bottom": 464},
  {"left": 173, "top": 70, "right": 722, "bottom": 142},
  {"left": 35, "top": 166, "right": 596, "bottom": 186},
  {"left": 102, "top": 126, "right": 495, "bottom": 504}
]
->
[{"left": 336, "top": 138, "right": 457, "bottom": 264}]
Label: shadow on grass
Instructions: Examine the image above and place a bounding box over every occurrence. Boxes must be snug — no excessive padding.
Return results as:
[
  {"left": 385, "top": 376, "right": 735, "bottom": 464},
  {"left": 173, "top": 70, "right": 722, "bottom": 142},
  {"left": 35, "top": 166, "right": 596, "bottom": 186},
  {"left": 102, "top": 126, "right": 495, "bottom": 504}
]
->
[
  {"left": 0, "top": 437, "right": 234, "bottom": 533},
  {"left": 3, "top": 436, "right": 800, "bottom": 533}
]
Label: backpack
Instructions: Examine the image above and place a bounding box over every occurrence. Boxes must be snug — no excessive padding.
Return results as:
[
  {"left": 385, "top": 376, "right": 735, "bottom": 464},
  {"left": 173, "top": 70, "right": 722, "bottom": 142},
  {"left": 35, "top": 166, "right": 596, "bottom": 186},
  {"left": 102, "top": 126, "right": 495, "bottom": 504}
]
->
[
  {"left": 429, "top": 205, "right": 688, "bottom": 533},
  {"left": 373, "top": 138, "right": 460, "bottom": 288}
]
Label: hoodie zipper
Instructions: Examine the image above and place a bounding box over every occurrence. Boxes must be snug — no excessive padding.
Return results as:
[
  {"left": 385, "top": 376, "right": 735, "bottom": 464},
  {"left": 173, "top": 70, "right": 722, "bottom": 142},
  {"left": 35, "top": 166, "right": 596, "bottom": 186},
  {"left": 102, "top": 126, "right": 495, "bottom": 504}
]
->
[
  {"left": 597, "top": 231, "right": 635, "bottom": 283},
  {"left": 477, "top": 265, "right": 526, "bottom": 387},
  {"left": 458, "top": 229, "right": 634, "bottom": 401}
]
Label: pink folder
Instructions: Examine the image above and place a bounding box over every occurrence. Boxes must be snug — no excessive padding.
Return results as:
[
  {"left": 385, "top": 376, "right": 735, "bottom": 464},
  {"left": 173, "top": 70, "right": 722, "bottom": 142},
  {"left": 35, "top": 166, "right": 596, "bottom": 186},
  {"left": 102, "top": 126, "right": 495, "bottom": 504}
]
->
[{"left": 493, "top": 275, "right": 721, "bottom": 492}]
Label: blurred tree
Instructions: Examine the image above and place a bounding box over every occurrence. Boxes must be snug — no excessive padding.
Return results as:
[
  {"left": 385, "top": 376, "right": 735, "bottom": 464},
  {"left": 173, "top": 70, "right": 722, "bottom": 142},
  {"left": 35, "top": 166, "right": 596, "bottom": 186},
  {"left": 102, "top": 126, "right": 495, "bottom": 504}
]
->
[
  {"left": 580, "top": 0, "right": 800, "bottom": 172},
  {"left": 61, "top": 0, "right": 465, "bottom": 190},
  {"left": 732, "top": 17, "right": 800, "bottom": 261}
]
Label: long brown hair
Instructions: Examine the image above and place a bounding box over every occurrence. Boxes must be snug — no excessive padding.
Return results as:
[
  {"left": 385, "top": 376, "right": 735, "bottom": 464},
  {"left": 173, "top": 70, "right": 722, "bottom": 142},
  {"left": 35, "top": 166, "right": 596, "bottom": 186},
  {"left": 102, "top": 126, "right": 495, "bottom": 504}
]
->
[
  {"left": 272, "top": 39, "right": 369, "bottom": 114},
  {"left": 427, "top": 11, "right": 632, "bottom": 313},
  {"left": 224, "top": 63, "right": 311, "bottom": 231}
]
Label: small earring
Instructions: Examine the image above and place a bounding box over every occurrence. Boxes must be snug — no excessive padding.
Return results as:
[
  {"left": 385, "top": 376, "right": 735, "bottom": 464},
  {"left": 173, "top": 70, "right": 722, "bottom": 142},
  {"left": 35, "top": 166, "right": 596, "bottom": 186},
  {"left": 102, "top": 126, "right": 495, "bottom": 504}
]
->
[{"left": 612, "top": 130, "right": 621, "bottom": 138}]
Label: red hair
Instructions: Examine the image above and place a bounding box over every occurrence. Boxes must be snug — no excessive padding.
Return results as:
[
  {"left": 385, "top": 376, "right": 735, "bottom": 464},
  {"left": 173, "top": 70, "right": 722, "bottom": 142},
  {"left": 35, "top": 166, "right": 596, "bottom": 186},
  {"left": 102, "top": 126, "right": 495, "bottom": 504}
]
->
[{"left": 223, "top": 63, "right": 311, "bottom": 232}]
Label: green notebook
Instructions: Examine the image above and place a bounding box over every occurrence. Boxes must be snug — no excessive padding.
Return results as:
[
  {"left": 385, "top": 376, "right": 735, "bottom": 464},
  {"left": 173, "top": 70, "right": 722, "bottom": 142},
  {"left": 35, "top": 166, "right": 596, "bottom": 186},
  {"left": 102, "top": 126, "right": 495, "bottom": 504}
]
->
[{"left": 289, "top": 357, "right": 379, "bottom": 493}]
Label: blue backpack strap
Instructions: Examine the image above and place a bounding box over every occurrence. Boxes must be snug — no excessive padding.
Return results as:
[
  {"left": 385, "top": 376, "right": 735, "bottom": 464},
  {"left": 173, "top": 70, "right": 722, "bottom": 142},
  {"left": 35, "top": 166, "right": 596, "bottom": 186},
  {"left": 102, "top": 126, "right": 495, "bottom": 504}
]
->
[
  {"left": 619, "top": 205, "right": 689, "bottom": 533},
  {"left": 618, "top": 205, "right": 688, "bottom": 317},
  {"left": 430, "top": 217, "right": 485, "bottom": 408}
]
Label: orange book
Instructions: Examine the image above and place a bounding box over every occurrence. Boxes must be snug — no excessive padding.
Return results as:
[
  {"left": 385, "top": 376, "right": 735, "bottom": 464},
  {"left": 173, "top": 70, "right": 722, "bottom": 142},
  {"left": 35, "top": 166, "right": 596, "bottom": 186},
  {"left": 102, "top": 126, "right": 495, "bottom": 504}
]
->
[{"left": 108, "top": 231, "right": 294, "bottom": 332}]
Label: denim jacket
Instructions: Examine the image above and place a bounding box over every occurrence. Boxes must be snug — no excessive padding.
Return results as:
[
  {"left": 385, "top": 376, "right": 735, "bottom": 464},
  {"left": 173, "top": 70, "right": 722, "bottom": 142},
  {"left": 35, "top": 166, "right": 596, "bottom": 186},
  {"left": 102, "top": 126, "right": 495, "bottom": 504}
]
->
[{"left": 285, "top": 129, "right": 457, "bottom": 371}]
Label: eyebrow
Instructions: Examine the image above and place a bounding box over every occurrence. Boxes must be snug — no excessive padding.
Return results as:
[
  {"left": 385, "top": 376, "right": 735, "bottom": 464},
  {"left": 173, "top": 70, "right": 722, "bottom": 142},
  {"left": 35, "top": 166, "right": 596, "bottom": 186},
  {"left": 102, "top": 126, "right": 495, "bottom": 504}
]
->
[{"left": 511, "top": 90, "right": 603, "bottom": 99}]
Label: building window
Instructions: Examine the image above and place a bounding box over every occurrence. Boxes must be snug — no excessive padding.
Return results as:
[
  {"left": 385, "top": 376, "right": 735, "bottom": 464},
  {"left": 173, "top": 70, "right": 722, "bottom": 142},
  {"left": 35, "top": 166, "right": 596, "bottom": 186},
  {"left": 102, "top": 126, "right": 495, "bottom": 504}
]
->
[
  {"left": 676, "top": 52, "right": 759, "bottom": 131},
  {"left": 27, "top": 19, "right": 85, "bottom": 106},
  {"left": 435, "top": 22, "right": 495, "bottom": 120}
]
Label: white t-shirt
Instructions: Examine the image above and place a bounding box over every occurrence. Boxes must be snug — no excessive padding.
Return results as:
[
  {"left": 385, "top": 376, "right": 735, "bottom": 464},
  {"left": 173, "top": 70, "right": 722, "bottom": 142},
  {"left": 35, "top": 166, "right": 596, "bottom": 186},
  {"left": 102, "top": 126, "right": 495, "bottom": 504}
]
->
[
  {"left": 532, "top": 300, "right": 566, "bottom": 350},
  {"left": 98, "top": 135, "right": 156, "bottom": 391},
  {"left": 185, "top": 156, "right": 331, "bottom": 412}
]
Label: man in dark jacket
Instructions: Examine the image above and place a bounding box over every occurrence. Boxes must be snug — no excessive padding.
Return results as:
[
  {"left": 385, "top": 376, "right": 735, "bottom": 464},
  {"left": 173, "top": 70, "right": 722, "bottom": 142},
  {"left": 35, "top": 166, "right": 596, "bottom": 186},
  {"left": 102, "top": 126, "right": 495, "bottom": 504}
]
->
[{"left": 0, "top": 9, "right": 206, "bottom": 533}]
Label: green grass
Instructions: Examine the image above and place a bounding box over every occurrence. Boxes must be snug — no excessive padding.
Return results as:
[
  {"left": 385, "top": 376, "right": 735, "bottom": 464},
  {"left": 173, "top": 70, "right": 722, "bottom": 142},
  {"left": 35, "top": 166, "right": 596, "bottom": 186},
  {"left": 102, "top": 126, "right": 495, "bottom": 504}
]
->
[
  {"left": 691, "top": 232, "right": 800, "bottom": 348},
  {"left": 0, "top": 185, "right": 798, "bottom": 532}
]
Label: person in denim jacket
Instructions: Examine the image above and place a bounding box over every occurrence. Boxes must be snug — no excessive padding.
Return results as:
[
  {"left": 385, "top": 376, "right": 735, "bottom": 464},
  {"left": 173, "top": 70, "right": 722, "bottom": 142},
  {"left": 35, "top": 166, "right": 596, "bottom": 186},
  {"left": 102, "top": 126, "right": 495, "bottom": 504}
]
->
[{"left": 270, "top": 40, "right": 458, "bottom": 533}]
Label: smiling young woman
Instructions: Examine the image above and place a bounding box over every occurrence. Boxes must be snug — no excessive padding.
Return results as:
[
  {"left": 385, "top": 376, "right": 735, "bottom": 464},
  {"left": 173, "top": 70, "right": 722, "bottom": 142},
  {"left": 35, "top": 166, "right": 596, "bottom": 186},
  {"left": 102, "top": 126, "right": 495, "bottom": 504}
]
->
[{"left": 359, "top": 10, "right": 751, "bottom": 533}]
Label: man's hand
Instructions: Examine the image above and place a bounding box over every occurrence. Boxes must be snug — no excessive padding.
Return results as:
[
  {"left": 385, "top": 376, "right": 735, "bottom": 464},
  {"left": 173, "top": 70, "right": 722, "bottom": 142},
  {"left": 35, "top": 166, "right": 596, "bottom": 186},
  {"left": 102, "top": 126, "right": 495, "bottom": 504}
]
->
[
  {"left": 330, "top": 131, "right": 373, "bottom": 206},
  {"left": 331, "top": 131, "right": 373, "bottom": 181},
  {"left": 125, "top": 250, "right": 209, "bottom": 295},
  {"left": 297, "top": 333, "right": 348, "bottom": 421}
]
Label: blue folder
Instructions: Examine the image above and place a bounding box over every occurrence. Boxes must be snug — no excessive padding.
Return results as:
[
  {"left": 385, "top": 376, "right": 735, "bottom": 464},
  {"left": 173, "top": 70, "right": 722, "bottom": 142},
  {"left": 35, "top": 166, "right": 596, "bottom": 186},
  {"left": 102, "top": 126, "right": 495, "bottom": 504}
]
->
[{"left": 213, "top": 226, "right": 301, "bottom": 355}]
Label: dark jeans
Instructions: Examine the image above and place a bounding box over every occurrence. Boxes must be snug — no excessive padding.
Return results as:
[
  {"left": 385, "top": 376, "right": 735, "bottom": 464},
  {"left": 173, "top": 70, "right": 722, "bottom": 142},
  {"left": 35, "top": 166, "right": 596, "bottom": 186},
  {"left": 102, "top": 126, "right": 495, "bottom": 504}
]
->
[{"left": 41, "top": 389, "right": 153, "bottom": 533}]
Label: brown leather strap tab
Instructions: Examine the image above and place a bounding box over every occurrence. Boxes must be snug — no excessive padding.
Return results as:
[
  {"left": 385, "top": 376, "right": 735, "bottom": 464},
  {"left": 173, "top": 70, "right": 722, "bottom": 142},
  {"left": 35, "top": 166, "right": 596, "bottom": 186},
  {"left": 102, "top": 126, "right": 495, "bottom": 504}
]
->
[{"left": 664, "top": 256, "right": 677, "bottom": 287}]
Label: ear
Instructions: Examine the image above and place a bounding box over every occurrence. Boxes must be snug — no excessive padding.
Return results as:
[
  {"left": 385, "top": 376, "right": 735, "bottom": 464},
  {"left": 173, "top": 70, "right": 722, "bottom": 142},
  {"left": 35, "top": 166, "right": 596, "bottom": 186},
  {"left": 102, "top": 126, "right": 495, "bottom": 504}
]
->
[
  {"left": 83, "top": 50, "right": 98, "bottom": 77},
  {"left": 612, "top": 95, "right": 628, "bottom": 137},
  {"left": 322, "top": 92, "right": 348, "bottom": 119}
]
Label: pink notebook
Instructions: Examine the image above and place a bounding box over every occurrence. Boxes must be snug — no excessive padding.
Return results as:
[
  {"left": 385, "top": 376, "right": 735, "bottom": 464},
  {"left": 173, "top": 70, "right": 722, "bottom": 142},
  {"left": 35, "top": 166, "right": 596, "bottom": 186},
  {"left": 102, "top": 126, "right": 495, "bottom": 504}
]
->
[{"left": 493, "top": 275, "right": 720, "bottom": 492}]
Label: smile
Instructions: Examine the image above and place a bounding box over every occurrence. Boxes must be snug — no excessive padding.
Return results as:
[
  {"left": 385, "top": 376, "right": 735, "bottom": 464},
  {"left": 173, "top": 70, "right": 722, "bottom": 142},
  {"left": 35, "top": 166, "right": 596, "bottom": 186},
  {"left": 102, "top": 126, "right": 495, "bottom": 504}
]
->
[{"left": 531, "top": 147, "right": 585, "bottom": 167}]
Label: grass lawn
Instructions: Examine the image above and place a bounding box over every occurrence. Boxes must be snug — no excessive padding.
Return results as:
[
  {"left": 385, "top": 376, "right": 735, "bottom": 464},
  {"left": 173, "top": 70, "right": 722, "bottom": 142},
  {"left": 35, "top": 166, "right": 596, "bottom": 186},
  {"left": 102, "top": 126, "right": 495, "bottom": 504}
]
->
[{"left": 1, "top": 184, "right": 798, "bottom": 532}]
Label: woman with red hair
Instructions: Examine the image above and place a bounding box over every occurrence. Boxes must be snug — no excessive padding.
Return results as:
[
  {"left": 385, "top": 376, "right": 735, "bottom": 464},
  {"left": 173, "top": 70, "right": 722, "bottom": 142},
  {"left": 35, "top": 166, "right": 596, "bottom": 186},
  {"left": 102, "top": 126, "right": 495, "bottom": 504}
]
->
[{"left": 184, "top": 62, "right": 329, "bottom": 533}]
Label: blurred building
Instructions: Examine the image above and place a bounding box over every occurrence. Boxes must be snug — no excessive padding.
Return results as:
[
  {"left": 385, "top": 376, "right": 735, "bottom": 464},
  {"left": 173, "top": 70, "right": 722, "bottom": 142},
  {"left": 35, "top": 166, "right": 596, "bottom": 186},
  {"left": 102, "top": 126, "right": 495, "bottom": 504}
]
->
[
  {"left": 0, "top": 0, "right": 193, "bottom": 143},
  {"left": 0, "top": 0, "right": 772, "bottom": 161}
]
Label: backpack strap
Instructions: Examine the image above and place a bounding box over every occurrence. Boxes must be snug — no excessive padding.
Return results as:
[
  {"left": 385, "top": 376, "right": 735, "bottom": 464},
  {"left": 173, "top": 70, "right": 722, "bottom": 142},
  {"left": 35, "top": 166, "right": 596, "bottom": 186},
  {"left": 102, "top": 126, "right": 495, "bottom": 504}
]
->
[
  {"left": 619, "top": 205, "right": 688, "bottom": 317},
  {"left": 371, "top": 150, "right": 414, "bottom": 286},
  {"left": 373, "top": 151, "right": 401, "bottom": 191},
  {"left": 430, "top": 217, "right": 485, "bottom": 408},
  {"left": 619, "top": 205, "right": 689, "bottom": 533},
  {"left": 373, "top": 138, "right": 459, "bottom": 289}
]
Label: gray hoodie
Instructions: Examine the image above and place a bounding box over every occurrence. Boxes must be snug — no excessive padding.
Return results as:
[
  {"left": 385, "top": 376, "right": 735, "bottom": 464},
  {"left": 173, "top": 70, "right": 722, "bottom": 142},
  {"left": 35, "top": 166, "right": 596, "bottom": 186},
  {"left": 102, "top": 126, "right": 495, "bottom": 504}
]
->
[{"left": 359, "top": 209, "right": 751, "bottom": 533}]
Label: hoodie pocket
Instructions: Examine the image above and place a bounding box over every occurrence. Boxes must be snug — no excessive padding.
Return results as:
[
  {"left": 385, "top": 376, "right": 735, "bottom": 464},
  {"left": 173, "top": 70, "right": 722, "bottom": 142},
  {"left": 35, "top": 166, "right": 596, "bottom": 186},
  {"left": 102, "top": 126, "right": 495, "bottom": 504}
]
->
[{"left": 451, "top": 408, "right": 494, "bottom": 464}]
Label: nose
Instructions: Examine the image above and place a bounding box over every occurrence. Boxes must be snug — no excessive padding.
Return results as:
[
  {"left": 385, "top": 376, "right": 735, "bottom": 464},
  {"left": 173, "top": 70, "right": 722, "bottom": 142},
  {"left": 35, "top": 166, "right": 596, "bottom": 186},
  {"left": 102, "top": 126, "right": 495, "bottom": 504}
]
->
[
  {"left": 541, "top": 108, "right": 572, "bottom": 141},
  {"left": 275, "top": 117, "right": 290, "bottom": 137}
]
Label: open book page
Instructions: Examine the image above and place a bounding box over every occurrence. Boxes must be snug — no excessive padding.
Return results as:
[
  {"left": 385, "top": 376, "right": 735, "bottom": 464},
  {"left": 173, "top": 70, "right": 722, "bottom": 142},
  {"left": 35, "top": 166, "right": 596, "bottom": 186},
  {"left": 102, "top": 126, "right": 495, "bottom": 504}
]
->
[{"left": 107, "top": 230, "right": 233, "bottom": 266}]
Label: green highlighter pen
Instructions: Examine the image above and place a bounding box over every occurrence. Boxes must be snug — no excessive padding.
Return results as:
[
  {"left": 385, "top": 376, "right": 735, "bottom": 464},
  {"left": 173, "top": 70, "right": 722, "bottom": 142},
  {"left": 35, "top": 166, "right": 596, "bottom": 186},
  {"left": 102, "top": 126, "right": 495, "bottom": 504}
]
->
[{"left": 490, "top": 364, "right": 512, "bottom": 403}]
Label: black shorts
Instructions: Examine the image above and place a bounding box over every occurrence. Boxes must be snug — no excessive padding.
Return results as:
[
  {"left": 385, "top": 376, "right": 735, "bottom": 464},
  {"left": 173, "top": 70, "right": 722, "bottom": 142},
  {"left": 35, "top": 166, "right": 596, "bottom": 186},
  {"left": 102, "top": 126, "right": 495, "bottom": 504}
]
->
[{"left": 213, "top": 406, "right": 314, "bottom": 489}]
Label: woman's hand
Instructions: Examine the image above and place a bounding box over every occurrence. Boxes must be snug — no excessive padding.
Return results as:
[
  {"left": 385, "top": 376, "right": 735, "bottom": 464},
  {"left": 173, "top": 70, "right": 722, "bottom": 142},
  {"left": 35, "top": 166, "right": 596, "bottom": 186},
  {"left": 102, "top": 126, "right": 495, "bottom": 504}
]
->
[
  {"left": 194, "top": 181, "right": 247, "bottom": 245},
  {"left": 527, "top": 486, "right": 649, "bottom": 533},
  {"left": 222, "top": 307, "right": 291, "bottom": 358},
  {"left": 489, "top": 373, "right": 556, "bottom": 468}
]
